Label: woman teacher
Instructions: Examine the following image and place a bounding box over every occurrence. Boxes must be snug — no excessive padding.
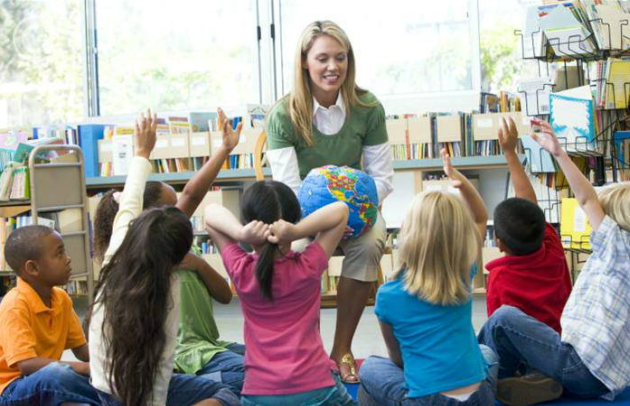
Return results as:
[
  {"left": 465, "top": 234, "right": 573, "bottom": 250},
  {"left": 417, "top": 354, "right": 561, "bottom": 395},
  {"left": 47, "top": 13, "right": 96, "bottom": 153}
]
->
[{"left": 265, "top": 20, "right": 394, "bottom": 383}]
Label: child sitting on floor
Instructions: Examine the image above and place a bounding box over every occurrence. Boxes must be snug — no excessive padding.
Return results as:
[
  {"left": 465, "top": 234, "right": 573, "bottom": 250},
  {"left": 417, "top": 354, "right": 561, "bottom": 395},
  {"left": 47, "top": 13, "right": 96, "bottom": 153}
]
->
[
  {"left": 205, "top": 180, "right": 356, "bottom": 406},
  {"left": 486, "top": 117, "right": 572, "bottom": 333},
  {"left": 358, "top": 149, "right": 498, "bottom": 406},
  {"left": 479, "top": 118, "right": 630, "bottom": 406},
  {"left": 93, "top": 109, "right": 245, "bottom": 397},
  {"left": 0, "top": 225, "right": 100, "bottom": 406},
  {"left": 88, "top": 111, "right": 239, "bottom": 406}
]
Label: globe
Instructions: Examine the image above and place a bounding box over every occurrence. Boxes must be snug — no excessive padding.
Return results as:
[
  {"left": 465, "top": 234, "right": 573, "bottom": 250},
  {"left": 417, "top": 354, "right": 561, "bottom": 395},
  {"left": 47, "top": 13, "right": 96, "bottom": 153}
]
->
[{"left": 298, "top": 165, "right": 379, "bottom": 239}]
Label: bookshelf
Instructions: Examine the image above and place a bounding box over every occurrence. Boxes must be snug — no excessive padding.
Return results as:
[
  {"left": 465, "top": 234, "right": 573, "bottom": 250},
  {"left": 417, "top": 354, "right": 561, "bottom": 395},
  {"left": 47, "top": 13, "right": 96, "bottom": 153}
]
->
[
  {"left": 514, "top": 2, "right": 629, "bottom": 269},
  {"left": 0, "top": 146, "right": 94, "bottom": 301}
]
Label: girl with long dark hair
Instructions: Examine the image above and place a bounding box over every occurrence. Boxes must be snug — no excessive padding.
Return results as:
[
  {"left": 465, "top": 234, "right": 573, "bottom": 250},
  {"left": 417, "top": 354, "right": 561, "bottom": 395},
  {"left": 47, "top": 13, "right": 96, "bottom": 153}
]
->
[
  {"left": 88, "top": 111, "right": 240, "bottom": 406},
  {"left": 205, "top": 181, "right": 356, "bottom": 406},
  {"left": 92, "top": 109, "right": 246, "bottom": 398}
]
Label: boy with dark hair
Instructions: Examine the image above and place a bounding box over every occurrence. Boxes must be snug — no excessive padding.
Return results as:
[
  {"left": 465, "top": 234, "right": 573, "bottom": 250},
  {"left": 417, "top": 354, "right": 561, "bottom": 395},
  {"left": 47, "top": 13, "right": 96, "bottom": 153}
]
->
[
  {"left": 486, "top": 117, "right": 572, "bottom": 334},
  {"left": 0, "top": 225, "right": 100, "bottom": 405}
]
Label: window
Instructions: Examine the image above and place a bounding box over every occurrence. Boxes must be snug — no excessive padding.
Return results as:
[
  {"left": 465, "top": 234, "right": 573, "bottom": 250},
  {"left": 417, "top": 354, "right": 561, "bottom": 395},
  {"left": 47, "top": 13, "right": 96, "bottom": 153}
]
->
[
  {"left": 95, "top": 0, "right": 261, "bottom": 116},
  {"left": 0, "top": 0, "right": 85, "bottom": 128},
  {"left": 275, "top": 0, "right": 480, "bottom": 103}
]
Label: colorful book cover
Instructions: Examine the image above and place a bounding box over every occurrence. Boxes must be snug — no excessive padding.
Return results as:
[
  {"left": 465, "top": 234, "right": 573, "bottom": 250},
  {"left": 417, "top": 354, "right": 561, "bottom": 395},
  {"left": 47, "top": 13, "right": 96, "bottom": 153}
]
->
[
  {"left": 0, "top": 131, "right": 29, "bottom": 152},
  {"left": 549, "top": 92, "right": 595, "bottom": 152},
  {"left": 560, "top": 198, "right": 592, "bottom": 250}
]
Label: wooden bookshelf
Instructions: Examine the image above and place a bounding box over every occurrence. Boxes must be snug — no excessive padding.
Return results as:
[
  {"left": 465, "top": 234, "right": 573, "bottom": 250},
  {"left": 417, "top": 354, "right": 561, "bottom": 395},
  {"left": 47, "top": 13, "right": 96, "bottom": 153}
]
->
[{"left": 86, "top": 156, "right": 526, "bottom": 189}]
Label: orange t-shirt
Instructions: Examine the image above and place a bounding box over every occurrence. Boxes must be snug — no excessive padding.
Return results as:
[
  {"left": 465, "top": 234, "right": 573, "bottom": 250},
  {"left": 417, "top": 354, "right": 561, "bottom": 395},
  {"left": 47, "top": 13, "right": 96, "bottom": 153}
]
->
[{"left": 0, "top": 278, "right": 86, "bottom": 394}]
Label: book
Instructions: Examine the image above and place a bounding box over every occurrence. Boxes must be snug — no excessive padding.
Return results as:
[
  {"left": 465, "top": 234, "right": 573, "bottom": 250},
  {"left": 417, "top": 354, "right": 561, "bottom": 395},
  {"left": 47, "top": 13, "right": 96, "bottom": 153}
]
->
[
  {"left": 549, "top": 87, "right": 596, "bottom": 152},
  {"left": 560, "top": 198, "right": 592, "bottom": 250}
]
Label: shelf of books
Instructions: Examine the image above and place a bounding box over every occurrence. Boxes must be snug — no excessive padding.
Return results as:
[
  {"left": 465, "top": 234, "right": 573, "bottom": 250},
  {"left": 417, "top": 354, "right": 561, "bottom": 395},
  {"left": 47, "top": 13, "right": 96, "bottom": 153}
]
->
[
  {"left": 514, "top": 0, "right": 630, "bottom": 272},
  {"left": 0, "top": 144, "right": 94, "bottom": 300}
]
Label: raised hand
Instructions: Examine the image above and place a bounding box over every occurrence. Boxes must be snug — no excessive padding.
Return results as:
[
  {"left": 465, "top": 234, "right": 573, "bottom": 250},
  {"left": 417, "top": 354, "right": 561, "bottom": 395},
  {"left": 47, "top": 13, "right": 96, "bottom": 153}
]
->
[
  {"left": 498, "top": 117, "right": 519, "bottom": 153},
  {"left": 218, "top": 108, "right": 243, "bottom": 152},
  {"left": 441, "top": 148, "right": 463, "bottom": 189},
  {"left": 267, "top": 219, "right": 296, "bottom": 245},
  {"left": 530, "top": 118, "right": 564, "bottom": 158},
  {"left": 134, "top": 109, "right": 157, "bottom": 159},
  {"left": 239, "top": 220, "right": 271, "bottom": 246}
]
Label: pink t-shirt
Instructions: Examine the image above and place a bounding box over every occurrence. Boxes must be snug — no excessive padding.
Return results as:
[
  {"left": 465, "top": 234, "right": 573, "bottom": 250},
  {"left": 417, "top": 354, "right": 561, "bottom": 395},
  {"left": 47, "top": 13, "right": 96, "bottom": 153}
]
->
[{"left": 221, "top": 241, "right": 335, "bottom": 395}]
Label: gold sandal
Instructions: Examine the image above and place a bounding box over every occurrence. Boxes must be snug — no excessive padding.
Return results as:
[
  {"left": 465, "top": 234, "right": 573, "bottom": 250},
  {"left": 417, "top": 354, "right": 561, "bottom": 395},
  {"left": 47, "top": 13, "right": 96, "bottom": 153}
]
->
[{"left": 338, "top": 353, "right": 360, "bottom": 383}]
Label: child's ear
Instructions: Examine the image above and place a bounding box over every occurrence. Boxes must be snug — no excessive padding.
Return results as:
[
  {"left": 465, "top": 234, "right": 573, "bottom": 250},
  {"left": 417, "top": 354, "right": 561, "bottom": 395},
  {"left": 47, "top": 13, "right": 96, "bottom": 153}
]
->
[
  {"left": 23, "top": 260, "right": 39, "bottom": 278},
  {"left": 496, "top": 238, "right": 509, "bottom": 254}
]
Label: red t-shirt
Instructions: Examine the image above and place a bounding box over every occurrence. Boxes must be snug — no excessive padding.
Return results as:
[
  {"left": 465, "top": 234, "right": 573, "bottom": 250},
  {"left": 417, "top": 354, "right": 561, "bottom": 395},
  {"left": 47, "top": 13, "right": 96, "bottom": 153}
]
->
[{"left": 486, "top": 223, "right": 572, "bottom": 333}]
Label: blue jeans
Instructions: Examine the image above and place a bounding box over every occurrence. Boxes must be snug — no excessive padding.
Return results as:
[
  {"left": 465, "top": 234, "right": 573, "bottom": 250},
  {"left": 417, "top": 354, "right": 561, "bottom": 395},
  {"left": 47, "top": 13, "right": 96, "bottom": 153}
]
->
[
  {"left": 357, "top": 345, "right": 498, "bottom": 406},
  {"left": 241, "top": 372, "right": 356, "bottom": 406},
  {"left": 197, "top": 343, "right": 245, "bottom": 397},
  {"left": 0, "top": 362, "right": 100, "bottom": 406},
  {"left": 96, "top": 373, "right": 240, "bottom": 406},
  {"left": 478, "top": 305, "right": 609, "bottom": 398}
]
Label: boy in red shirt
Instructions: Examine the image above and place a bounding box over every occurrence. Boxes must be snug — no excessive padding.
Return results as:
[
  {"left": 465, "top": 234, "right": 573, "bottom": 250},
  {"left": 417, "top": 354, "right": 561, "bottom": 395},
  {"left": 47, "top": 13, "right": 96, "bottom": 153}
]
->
[{"left": 486, "top": 117, "right": 572, "bottom": 333}]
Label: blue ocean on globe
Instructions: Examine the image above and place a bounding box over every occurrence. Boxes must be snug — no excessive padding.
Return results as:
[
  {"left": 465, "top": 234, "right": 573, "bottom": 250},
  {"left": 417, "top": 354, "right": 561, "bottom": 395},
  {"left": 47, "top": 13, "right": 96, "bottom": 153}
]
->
[{"left": 298, "top": 165, "right": 379, "bottom": 239}]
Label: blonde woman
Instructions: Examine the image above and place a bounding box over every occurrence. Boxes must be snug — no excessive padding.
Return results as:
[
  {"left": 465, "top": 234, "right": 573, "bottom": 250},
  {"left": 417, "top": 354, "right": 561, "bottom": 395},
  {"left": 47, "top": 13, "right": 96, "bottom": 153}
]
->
[
  {"left": 265, "top": 20, "right": 393, "bottom": 383},
  {"left": 358, "top": 150, "right": 498, "bottom": 406}
]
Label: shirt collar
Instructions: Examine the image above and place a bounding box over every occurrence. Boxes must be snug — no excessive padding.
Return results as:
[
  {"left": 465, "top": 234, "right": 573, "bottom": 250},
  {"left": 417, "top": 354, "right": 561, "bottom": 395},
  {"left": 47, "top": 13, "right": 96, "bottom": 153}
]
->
[
  {"left": 312, "top": 93, "right": 345, "bottom": 117},
  {"left": 16, "top": 277, "right": 58, "bottom": 314}
]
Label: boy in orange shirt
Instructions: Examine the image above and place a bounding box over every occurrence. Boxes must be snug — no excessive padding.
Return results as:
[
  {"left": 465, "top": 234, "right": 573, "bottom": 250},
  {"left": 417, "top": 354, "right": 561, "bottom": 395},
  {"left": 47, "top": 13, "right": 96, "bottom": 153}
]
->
[{"left": 0, "top": 225, "right": 100, "bottom": 405}]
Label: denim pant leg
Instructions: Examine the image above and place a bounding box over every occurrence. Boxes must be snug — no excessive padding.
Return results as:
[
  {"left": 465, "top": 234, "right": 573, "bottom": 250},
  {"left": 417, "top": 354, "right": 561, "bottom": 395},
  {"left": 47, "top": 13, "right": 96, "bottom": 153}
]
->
[
  {"left": 0, "top": 362, "right": 100, "bottom": 406},
  {"left": 167, "top": 373, "right": 240, "bottom": 406},
  {"left": 323, "top": 373, "right": 357, "bottom": 406},
  {"left": 478, "top": 305, "right": 607, "bottom": 398},
  {"left": 197, "top": 350, "right": 245, "bottom": 396},
  {"left": 226, "top": 342, "right": 246, "bottom": 356},
  {"left": 358, "top": 356, "right": 413, "bottom": 406}
]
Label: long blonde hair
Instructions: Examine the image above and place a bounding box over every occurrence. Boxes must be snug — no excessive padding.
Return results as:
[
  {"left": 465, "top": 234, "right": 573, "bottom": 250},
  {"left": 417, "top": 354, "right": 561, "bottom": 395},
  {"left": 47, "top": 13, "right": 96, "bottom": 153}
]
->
[
  {"left": 395, "top": 191, "right": 481, "bottom": 306},
  {"left": 286, "top": 20, "right": 374, "bottom": 146},
  {"left": 598, "top": 181, "right": 630, "bottom": 232}
]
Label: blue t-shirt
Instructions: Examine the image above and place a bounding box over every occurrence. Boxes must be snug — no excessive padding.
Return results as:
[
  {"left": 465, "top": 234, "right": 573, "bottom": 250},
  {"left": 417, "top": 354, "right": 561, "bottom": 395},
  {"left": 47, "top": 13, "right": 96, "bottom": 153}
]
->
[{"left": 374, "top": 267, "right": 486, "bottom": 398}]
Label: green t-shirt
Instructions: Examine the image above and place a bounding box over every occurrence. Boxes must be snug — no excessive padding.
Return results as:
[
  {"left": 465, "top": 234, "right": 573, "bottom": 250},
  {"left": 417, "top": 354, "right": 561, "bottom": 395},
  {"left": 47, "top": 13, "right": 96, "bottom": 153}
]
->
[
  {"left": 266, "top": 91, "right": 388, "bottom": 179},
  {"left": 174, "top": 246, "right": 232, "bottom": 375}
]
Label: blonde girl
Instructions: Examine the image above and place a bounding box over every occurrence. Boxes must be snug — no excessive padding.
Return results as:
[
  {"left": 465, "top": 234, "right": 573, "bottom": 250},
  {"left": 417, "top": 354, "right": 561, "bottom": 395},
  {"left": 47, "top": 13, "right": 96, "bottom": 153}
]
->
[{"left": 359, "top": 150, "right": 498, "bottom": 406}]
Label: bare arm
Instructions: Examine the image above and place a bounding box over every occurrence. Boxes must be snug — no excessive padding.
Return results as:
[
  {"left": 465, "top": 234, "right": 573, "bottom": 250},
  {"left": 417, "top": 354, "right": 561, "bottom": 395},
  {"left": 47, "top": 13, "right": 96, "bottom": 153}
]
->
[
  {"left": 17, "top": 357, "right": 90, "bottom": 376},
  {"left": 177, "top": 252, "right": 232, "bottom": 304},
  {"left": 441, "top": 149, "right": 488, "bottom": 238},
  {"left": 267, "top": 202, "right": 349, "bottom": 258},
  {"left": 204, "top": 204, "right": 270, "bottom": 252},
  {"left": 499, "top": 117, "right": 537, "bottom": 203},
  {"left": 177, "top": 109, "right": 243, "bottom": 217},
  {"left": 379, "top": 321, "right": 403, "bottom": 368},
  {"left": 71, "top": 343, "right": 89, "bottom": 362},
  {"left": 531, "top": 118, "right": 605, "bottom": 231}
]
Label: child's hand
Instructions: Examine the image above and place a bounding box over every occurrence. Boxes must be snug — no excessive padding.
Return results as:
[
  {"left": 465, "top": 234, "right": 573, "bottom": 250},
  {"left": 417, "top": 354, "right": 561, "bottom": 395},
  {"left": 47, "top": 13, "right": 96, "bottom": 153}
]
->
[
  {"left": 218, "top": 108, "right": 243, "bottom": 152},
  {"left": 498, "top": 117, "right": 519, "bottom": 154},
  {"left": 72, "top": 362, "right": 91, "bottom": 376},
  {"left": 134, "top": 109, "right": 157, "bottom": 159},
  {"left": 530, "top": 119, "right": 564, "bottom": 158},
  {"left": 267, "top": 220, "right": 296, "bottom": 245},
  {"left": 441, "top": 148, "right": 463, "bottom": 189},
  {"left": 239, "top": 220, "right": 270, "bottom": 246}
]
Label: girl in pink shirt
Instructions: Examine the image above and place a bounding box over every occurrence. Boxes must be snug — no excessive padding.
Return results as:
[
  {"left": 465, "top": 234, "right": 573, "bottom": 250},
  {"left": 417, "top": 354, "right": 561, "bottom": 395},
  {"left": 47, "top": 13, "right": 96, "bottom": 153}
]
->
[{"left": 205, "top": 181, "right": 356, "bottom": 406}]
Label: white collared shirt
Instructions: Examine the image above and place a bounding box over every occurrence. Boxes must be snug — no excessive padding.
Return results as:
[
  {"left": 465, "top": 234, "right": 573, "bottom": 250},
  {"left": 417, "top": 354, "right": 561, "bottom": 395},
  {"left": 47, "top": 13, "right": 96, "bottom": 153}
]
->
[{"left": 266, "top": 94, "right": 394, "bottom": 204}]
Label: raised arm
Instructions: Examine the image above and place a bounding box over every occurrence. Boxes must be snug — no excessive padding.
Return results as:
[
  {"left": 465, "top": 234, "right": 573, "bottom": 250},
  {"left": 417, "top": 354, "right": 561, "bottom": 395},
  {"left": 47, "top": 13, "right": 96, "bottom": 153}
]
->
[
  {"left": 177, "top": 109, "right": 243, "bottom": 218},
  {"left": 531, "top": 118, "right": 605, "bottom": 231},
  {"left": 499, "top": 117, "right": 537, "bottom": 203},
  {"left": 441, "top": 149, "right": 488, "bottom": 238},
  {"left": 267, "top": 202, "right": 349, "bottom": 258},
  {"left": 103, "top": 111, "right": 156, "bottom": 266}
]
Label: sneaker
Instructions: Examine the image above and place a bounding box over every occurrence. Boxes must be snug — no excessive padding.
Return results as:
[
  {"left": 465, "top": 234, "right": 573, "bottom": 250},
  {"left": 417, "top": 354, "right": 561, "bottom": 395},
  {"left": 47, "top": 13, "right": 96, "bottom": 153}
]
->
[{"left": 497, "top": 373, "right": 563, "bottom": 406}]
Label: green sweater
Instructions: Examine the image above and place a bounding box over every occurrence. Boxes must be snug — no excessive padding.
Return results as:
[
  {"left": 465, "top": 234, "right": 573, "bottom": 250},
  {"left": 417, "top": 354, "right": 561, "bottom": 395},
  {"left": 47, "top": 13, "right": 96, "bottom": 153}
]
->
[{"left": 266, "top": 91, "right": 388, "bottom": 179}]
